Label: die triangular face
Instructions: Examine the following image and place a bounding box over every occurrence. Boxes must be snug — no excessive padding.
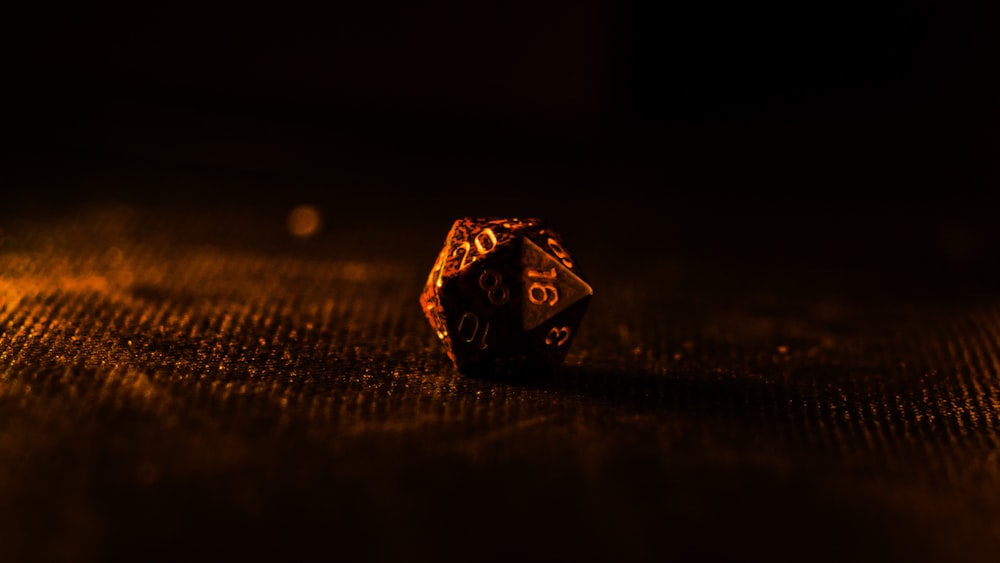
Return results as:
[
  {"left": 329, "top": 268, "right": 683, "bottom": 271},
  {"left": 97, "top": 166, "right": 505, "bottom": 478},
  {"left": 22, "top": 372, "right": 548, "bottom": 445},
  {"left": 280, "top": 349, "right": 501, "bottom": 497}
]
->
[{"left": 520, "top": 237, "right": 593, "bottom": 330}]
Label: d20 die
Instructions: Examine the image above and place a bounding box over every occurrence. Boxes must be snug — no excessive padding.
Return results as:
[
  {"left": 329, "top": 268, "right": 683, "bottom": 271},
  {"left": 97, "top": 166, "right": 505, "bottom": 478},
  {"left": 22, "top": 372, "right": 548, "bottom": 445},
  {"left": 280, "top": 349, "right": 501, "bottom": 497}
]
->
[{"left": 420, "top": 217, "right": 593, "bottom": 379}]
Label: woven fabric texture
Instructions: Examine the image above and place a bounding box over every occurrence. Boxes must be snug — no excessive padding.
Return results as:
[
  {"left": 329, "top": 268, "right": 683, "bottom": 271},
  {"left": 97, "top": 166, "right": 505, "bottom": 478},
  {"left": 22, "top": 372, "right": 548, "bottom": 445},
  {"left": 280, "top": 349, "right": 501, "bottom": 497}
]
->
[{"left": 3, "top": 179, "right": 1000, "bottom": 562}]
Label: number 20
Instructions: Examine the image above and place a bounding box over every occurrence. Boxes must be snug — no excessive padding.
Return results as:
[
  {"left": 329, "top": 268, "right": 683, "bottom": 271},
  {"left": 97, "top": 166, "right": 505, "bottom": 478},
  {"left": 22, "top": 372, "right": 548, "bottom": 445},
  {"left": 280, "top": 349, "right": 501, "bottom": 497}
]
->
[{"left": 451, "top": 228, "right": 499, "bottom": 270}]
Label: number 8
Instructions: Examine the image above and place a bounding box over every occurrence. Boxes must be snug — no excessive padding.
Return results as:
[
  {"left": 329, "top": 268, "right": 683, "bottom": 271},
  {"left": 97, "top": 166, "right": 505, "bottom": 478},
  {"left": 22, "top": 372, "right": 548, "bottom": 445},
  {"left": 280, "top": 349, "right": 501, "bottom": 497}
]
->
[{"left": 547, "top": 237, "right": 573, "bottom": 268}]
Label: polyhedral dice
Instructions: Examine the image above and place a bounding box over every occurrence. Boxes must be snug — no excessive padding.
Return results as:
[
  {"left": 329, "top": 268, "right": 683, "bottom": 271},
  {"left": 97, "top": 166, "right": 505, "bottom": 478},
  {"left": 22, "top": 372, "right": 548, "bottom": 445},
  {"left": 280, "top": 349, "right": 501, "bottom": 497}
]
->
[{"left": 420, "top": 217, "right": 593, "bottom": 379}]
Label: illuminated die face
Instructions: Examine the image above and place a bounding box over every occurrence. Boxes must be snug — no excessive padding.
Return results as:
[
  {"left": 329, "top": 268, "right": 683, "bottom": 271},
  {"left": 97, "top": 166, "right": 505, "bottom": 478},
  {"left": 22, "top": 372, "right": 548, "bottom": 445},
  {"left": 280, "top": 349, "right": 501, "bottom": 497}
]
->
[{"left": 420, "top": 218, "right": 593, "bottom": 379}]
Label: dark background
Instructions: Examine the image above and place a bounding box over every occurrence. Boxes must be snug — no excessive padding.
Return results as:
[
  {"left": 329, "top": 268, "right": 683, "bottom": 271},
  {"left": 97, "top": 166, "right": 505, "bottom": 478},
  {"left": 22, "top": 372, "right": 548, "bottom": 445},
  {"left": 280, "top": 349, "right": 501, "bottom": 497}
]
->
[
  {"left": 7, "top": 0, "right": 996, "bottom": 211},
  {"left": 3, "top": 2, "right": 1000, "bottom": 562},
  {"left": 6, "top": 0, "right": 999, "bottom": 297}
]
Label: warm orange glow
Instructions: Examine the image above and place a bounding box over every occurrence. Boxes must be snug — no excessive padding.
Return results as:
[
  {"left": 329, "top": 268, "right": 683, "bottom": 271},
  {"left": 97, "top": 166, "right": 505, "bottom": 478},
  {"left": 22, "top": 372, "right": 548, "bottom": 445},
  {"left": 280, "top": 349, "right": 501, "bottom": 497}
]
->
[{"left": 287, "top": 204, "right": 322, "bottom": 238}]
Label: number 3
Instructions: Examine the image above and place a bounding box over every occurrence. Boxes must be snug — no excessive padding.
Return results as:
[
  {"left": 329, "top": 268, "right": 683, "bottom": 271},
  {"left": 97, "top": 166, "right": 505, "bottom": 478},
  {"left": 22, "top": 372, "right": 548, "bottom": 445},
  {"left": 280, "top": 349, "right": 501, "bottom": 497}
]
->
[{"left": 545, "top": 326, "right": 571, "bottom": 346}]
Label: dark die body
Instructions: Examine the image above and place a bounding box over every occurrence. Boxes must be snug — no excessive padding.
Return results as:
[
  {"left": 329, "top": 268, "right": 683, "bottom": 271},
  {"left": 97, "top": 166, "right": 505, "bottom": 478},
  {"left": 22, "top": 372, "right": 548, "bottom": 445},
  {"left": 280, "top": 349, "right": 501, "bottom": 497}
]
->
[{"left": 420, "top": 218, "right": 593, "bottom": 379}]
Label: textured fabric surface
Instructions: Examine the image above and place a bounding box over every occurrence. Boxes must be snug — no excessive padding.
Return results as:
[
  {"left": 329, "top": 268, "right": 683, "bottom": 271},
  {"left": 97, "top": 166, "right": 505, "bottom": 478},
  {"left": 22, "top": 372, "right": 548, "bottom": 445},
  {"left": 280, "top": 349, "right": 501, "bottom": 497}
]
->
[{"left": 3, "top": 166, "right": 1000, "bottom": 562}]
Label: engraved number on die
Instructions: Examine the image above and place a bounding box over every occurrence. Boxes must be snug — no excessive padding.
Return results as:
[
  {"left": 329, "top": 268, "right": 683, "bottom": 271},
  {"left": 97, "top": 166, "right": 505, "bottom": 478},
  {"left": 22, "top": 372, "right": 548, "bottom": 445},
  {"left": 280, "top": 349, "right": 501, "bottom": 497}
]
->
[
  {"left": 479, "top": 269, "right": 510, "bottom": 305},
  {"left": 452, "top": 228, "right": 499, "bottom": 271},
  {"left": 545, "top": 326, "right": 571, "bottom": 346},
  {"left": 528, "top": 267, "right": 559, "bottom": 306},
  {"left": 457, "top": 312, "right": 490, "bottom": 350},
  {"left": 547, "top": 237, "right": 573, "bottom": 268}
]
